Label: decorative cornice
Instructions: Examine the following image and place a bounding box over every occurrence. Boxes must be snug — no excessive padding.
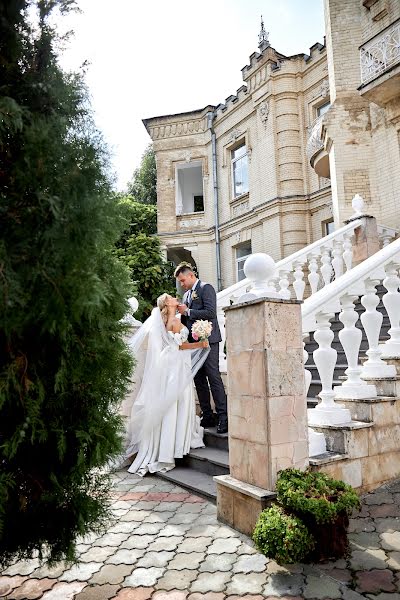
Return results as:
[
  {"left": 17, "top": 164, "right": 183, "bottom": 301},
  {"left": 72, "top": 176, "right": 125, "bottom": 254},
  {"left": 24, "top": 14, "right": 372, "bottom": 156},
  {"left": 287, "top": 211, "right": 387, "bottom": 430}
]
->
[{"left": 148, "top": 118, "right": 207, "bottom": 140}]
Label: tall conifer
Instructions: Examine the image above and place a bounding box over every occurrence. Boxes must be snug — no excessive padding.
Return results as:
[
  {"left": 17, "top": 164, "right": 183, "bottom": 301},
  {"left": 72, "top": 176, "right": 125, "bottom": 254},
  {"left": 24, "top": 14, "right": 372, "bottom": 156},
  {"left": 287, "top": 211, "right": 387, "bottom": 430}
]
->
[{"left": 0, "top": 0, "right": 132, "bottom": 565}]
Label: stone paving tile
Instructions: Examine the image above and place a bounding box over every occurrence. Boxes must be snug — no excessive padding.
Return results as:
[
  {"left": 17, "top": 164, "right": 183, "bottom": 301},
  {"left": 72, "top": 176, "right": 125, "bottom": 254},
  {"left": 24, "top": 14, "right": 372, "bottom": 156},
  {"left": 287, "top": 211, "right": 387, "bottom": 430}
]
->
[
  {"left": 108, "top": 520, "right": 141, "bottom": 534},
  {"left": 41, "top": 581, "right": 87, "bottom": 599},
  {"left": 147, "top": 536, "right": 184, "bottom": 552},
  {"left": 90, "top": 563, "right": 134, "bottom": 584},
  {"left": 226, "top": 573, "right": 267, "bottom": 595},
  {"left": 114, "top": 587, "right": 154, "bottom": 599},
  {"left": 387, "top": 551, "right": 400, "bottom": 570},
  {"left": 177, "top": 537, "right": 213, "bottom": 554},
  {"left": 106, "top": 548, "right": 145, "bottom": 565},
  {"left": 365, "top": 595, "right": 400, "bottom": 600},
  {"left": 155, "top": 569, "right": 198, "bottom": 591},
  {"left": 236, "top": 542, "right": 259, "bottom": 556},
  {"left": 31, "top": 562, "right": 68, "bottom": 579},
  {"left": 188, "top": 525, "right": 220, "bottom": 538},
  {"left": 348, "top": 517, "right": 376, "bottom": 533},
  {"left": 79, "top": 546, "right": 116, "bottom": 562},
  {"left": 382, "top": 532, "right": 400, "bottom": 551},
  {"left": 74, "top": 583, "right": 120, "bottom": 599},
  {"left": 198, "top": 553, "right": 236, "bottom": 573},
  {"left": 154, "top": 502, "right": 183, "bottom": 512},
  {"left": 136, "top": 551, "right": 175, "bottom": 568},
  {"left": 364, "top": 492, "right": 395, "bottom": 505},
  {"left": 120, "top": 509, "right": 151, "bottom": 522},
  {"left": 134, "top": 522, "right": 166, "bottom": 535},
  {"left": 375, "top": 518, "right": 400, "bottom": 533},
  {"left": 187, "top": 593, "right": 225, "bottom": 600},
  {"left": 3, "top": 559, "right": 40, "bottom": 576},
  {"left": 349, "top": 531, "right": 382, "bottom": 549},
  {"left": 350, "top": 548, "right": 389, "bottom": 570},
  {"left": 60, "top": 562, "right": 102, "bottom": 582},
  {"left": 123, "top": 566, "right": 165, "bottom": 587},
  {"left": 190, "top": 572, "right": 231, "bottom": 593},
  {"left": 167, "top": 553, "right": 205, "bottom": 571},
  {"left": 159, "top": 523, "right": 192, "bottom": 537},
  {"left": 175, "top": 504, "right": 204, "bottom": 514},
  {"left": 356, "top": 569, "right": 396, "bottom": 594},
  {"left": 302, "top": 574, "right": 342, "bottom": 599},
  {"left": 8, "top": 577, "right": 55, "bottom": 599},
  {"left": 169, "top": 512, "right": 201, "bottom": 525},
  {"left": 232, "top": 553, "right": 268, "bottom": 573},
  {"left": 262, "top": 573, "right": 305, "bottom": 597},
  {"left": 206, "top": 538, "right": 241, "bottom": 554},
  {"left": 152, "top": 591, "right": 188, "bottom": 600},
  {"left": 120, "top": 534, "right": 155, "bottom": 550},
  {"left": 143, "top": 511, "right": 174, "bottom": 523},
  {"left": 0, "top": 575, "right": 28, "bottom": 594}
]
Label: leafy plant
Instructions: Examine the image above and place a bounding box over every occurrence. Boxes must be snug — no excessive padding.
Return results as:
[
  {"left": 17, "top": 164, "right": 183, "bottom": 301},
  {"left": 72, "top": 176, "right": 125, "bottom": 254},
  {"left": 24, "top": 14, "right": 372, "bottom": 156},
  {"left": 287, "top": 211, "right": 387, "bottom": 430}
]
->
[
  {"left": 253, "top": 505, "right": 315, "bottom": 564},
  {"left": 127, "top": 144, "right": 157, "bottom": 205},
  {"left": 276, "top": 468, "right": 360, "bottom": 524}
]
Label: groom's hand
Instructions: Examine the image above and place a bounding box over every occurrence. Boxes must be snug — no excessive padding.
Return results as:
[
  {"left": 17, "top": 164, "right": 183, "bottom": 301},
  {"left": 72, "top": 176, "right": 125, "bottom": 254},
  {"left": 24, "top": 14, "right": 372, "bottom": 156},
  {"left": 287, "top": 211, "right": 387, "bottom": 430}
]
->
[{"left": 177, "top": 304, "right": 187, "bottom": 315}]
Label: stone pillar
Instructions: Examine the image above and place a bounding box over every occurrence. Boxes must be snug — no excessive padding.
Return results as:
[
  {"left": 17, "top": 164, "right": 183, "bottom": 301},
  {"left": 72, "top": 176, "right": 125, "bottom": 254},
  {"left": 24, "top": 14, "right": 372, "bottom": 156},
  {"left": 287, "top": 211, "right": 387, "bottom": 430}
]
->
[
  {"left": 215, "top": 296, "right": 309, "bottom": 536},
  {"left": 347, "top": 215, "right": 380, "bottom": 266}
]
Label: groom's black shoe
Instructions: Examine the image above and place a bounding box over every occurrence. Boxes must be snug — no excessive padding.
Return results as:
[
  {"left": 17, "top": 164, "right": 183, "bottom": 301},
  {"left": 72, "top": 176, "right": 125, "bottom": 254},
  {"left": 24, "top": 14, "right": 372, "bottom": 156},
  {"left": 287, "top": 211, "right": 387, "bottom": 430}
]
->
[
  {"left": 200, "top": 414, "right": 217, "bottom": 429},
  {"left": 217, "top": 418, "right": 228, "bottom": 434}
]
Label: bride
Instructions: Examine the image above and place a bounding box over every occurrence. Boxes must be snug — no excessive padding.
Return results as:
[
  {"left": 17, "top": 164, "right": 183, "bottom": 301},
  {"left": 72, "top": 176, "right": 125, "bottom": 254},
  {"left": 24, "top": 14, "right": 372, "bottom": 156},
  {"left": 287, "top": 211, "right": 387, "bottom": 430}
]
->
[{"left": 124, "top": 293, "right": 210, "bottom": 476}]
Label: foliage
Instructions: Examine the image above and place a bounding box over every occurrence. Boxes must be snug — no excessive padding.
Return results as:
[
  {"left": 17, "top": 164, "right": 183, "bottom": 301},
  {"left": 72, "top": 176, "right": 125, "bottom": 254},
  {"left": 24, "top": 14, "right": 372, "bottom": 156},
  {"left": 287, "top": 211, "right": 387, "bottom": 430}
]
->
[
  {"left": 0, "top": 0, "right": 133, "bottom": 567},
  {"left": 276, "top": 468, "right": 361, "bottom": 524},
  {"left": 114, "top": 197, "right": 175, "bottom": 320},
  {"left": 127, "top": 144, "right": 157, "bottom": 205},
  {"left": 253, "top": 469, "right": 360, "bottom": 564},
  {"left": 253, "top": 505, "right": 315, "bottom": 564}
]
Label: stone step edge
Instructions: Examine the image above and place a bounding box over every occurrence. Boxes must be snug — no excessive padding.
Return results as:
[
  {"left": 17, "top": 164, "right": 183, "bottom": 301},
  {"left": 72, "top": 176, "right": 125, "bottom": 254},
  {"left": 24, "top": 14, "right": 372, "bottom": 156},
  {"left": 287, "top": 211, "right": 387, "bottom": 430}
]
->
[
  {"left": 310, "top": 420, "right": 374, "bottom": 431},
  {"left": 309, "top": 451, "right": 349, "bottom": 466},
  {"left": 186, "top": 448, "right": 229, "bottom": 469}
]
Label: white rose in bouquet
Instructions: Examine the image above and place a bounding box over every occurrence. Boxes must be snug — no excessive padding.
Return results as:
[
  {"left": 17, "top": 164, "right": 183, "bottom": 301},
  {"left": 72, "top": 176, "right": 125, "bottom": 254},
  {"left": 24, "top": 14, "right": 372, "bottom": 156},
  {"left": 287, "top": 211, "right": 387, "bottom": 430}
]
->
[{"left": 192, "top": 320, "right": 213, "bottom": 342}]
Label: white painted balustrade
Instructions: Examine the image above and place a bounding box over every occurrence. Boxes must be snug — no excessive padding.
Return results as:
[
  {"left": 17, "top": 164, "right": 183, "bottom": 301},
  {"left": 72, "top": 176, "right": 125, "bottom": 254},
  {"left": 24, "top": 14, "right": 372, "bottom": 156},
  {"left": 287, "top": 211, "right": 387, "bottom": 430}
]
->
[
  {"left": 217, "top": 217, "right": 362, "bottom": 372},
  {"left": 302, "top": 238, "right": 400, "bottom": 427}
]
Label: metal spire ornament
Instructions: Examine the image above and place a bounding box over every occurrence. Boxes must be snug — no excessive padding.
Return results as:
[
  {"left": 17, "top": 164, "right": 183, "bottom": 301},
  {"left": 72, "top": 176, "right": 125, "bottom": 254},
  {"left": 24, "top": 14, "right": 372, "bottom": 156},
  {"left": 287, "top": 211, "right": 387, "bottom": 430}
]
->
[{"left": 258, "top": 16, "right": 270, "bottom": 52}]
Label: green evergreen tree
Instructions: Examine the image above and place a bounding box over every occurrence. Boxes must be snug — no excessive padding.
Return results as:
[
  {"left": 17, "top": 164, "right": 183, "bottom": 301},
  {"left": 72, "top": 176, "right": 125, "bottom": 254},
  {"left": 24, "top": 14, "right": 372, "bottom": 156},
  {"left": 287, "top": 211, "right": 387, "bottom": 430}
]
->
[
  {"left": 127, "top": 144, "right": 157, "bottom": 205},
  {"left": 0, "top": 0, "right": 133, "bottom": 566},
  {"left": 114, "top": 197, "right": 175, "bottom": 320}
]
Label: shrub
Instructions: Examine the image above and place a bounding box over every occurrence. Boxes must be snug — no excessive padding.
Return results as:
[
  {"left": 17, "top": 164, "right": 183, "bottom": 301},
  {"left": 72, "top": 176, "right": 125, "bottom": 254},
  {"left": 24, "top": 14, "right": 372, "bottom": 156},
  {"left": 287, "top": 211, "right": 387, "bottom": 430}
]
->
[
  {"left": 276, "top": 468, "right": 360, "bottom": 524},
  {"left": 253, "top": 505, "right": 315, "bottom": 564}
]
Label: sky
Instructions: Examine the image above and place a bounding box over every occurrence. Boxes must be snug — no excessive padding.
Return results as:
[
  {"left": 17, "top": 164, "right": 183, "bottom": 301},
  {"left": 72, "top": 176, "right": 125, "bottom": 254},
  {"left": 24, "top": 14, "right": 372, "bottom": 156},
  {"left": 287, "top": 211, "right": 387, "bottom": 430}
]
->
[{"left": 58, "top": 1, "right": 325, "bottom": 191}]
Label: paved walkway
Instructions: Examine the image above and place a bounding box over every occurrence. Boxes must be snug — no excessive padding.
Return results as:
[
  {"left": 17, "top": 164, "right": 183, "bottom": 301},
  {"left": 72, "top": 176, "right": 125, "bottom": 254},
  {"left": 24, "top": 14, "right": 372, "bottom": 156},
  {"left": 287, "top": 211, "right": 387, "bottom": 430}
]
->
[{"left": 1, "top": 470, "right": 399, "bottom": 600}]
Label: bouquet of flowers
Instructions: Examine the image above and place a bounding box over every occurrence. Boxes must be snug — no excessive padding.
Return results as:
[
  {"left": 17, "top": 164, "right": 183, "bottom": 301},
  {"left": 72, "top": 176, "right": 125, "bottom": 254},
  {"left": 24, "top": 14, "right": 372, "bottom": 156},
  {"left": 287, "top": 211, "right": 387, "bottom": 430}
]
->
[{"left": 192, "top": 320, "right": 213, "bottom": 342}]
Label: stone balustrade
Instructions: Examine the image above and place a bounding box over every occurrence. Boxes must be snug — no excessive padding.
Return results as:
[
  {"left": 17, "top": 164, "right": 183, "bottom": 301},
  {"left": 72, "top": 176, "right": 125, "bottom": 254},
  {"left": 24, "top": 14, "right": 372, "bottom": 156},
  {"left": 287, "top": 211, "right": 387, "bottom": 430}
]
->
[{"left": 360, "top": 19, "right": 400, "bottom": 85}]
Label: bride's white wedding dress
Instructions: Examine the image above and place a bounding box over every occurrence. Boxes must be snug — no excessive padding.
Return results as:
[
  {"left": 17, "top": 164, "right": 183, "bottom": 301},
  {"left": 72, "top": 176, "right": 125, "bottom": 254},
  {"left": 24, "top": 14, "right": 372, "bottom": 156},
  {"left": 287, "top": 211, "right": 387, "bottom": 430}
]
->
[{"left": 124, "top": 310, "right": 208, "bottom": 477}]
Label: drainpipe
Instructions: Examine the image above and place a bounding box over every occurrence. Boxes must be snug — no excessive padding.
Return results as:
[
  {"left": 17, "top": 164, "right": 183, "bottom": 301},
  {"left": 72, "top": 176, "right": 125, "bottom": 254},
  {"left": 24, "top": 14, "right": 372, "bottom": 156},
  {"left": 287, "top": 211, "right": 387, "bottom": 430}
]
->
[{"left": 207, "top": 110, "right": 222, "bottom": 291}]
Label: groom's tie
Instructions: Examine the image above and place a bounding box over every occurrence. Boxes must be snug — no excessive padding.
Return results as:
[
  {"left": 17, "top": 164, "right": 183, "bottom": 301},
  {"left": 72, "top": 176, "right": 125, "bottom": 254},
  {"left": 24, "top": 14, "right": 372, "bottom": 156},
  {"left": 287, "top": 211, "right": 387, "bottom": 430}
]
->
[{"left": 186, "top": 289, "right": 192, "bottom": 307}]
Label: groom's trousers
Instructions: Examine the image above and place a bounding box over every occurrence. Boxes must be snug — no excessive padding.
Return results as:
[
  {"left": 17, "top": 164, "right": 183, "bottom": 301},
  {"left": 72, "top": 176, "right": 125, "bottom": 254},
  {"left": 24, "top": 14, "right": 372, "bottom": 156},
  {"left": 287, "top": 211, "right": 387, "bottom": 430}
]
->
[{"left": 194, "top": 342, "right": 227, "bottom": 420}]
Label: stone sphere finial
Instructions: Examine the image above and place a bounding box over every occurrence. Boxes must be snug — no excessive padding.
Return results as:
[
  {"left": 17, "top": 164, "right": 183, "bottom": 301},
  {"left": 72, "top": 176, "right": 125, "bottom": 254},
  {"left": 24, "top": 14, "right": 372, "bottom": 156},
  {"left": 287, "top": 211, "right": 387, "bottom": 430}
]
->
[
  {"left": 351, "top": 194, "right": 365, "bottom": 217},
  {"left": 128, "top": 296, "right": 139, "bottom": 314},
  {"left": 238, "top": 253, "right": 282, "bottom": 302}
]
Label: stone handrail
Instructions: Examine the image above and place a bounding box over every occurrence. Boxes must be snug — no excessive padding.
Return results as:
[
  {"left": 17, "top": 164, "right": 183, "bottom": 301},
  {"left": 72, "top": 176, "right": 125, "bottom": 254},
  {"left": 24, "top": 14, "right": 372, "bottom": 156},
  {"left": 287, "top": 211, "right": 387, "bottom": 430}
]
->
[
  {"left": 302, "top": 236, "right": 400, "bottom": 428},
  {"left": 378, "top": 223, "right": 399, "bottom": 247},
  {"left": 306, "top": 114, "right": 324, "bottom": 161}
]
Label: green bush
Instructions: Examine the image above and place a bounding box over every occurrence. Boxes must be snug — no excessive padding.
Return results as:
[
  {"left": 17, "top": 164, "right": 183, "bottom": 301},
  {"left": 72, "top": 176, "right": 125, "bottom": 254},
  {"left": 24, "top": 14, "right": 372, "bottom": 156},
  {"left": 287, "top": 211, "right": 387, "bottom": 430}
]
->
[
  {"left": 253, "top": 505, "right": 315, "bottom": 564},
  {"left": 276, "top": 468, "right": 361, "bottom": 524}
]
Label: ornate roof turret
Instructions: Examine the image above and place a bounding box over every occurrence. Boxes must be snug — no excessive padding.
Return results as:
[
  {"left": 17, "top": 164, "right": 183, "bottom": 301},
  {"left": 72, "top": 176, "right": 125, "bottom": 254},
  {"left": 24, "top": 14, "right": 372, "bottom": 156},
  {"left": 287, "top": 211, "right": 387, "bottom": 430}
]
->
[{"left": 258, "top": 16, "right": 270, "bottom": 52}]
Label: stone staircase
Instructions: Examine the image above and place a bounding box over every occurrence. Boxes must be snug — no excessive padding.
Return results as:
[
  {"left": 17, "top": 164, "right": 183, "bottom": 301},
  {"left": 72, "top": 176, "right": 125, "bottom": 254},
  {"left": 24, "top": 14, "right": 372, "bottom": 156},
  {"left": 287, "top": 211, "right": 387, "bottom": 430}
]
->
[{"left": 156, "top": 427, "right": 229, "bottom": 502}]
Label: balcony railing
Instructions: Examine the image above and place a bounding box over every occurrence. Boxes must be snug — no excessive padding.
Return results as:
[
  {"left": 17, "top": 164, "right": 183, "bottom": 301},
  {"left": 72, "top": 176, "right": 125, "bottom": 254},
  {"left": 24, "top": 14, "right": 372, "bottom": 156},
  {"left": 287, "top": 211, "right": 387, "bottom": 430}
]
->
[{"left": 360, "top": 20, "right": 400, "bottom": 85}]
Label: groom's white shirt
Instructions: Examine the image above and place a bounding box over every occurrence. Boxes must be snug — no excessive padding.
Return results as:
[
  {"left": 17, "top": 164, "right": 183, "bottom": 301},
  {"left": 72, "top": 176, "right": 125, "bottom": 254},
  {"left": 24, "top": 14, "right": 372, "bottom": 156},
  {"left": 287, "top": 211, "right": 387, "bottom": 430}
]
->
[{"left": 185, "top": 279, "right": 199, "bottom": 317}]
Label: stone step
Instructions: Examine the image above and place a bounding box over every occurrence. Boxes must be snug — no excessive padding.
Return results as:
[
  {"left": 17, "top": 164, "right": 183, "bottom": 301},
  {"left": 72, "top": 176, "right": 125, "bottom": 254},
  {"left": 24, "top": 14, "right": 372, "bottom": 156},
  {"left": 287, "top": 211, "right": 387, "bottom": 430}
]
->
[
  {"left": 311, "top": 420, "right": 373, "bottom": 457},
  {"left": 182, "top": 446, "right": 229, "bottom": 477},
  {"left": 156, "top": 466, "right": 217, "bottom": 502},
  {"left": 203, "top": 426, "right": 229, "bottom": 451},
  {"left": 309, "top": 451, "right": 349, "bottom": 466},
  {"left": 339, "top": 395, "right": 399, "bottom": 424}
]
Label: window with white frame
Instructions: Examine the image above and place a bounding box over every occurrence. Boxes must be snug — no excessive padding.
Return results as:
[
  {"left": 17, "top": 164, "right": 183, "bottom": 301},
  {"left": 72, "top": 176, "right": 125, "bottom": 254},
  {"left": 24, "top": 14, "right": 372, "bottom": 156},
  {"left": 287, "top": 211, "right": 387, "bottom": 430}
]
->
[
  {"left": 323, "top": 219, "right": 335, "bottom": 236},
  {"left": 317, "top": 101, "right": 331, "bottom": 117},
  {"left": 231, "top": 144, "right": 249, "bottom": 198},
  {"left": 236, "top": 242, "right": 252, "bottom": 282}
]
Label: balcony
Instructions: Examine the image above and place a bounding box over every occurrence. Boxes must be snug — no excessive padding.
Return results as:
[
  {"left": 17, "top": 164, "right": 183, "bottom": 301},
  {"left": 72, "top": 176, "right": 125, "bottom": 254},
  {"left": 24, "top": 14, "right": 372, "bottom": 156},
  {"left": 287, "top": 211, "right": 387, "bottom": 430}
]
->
[
  {"left": 359, "top": 20, "right": 400, "bottom": 105},
  {"left": 306, "top": 115, "right": 330, "bottom": 179}
]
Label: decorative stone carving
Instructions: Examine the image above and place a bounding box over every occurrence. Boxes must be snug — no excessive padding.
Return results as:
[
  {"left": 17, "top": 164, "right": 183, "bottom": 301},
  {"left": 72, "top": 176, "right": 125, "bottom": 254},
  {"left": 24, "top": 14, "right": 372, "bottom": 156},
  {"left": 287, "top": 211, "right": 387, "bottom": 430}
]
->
[
  {"left": 178, "top": 217, "right": 204, "bottom": 229},
  {"left": 184, "top": 151, "right": 191, "bottom": 163},
  {"left": 148, "top": 118, "right": 206, "bottom": 140},
  {"left": 227, "top": 129, "right": 243, "bottom": 143},
  {"left": 259, "top": 101, "right": 269, "bottom": 127},
  {"left": 232, "top": 200, "right": 250, "bottom": 217}
]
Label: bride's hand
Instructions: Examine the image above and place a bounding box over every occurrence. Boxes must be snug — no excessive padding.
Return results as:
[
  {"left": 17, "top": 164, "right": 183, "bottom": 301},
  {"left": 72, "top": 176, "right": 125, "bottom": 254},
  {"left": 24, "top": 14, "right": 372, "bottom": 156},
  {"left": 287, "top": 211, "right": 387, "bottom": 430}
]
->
[{"left": 201, "top": 340, "right": 209, "bottom": 348}]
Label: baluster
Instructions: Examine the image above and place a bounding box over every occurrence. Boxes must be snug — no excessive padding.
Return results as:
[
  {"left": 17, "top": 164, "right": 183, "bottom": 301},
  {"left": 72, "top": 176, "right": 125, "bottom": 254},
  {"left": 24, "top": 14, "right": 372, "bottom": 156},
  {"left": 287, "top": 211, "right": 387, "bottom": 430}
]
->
[
  {"left": 381, "top": 262, "right": 400, "bottom": 358},
  {"left": 307, "top": 252, "right": 320, "bottom": 296},
  {"left": 334, "top": 293, "right": 376, "bottom": 399},
  {"left": 342, "top": 233, "right": 353, "bottom": 271},
  {"left": 331, "top": 240, "right": 344, "bottom": 279},
  {"left": 320, "top": 246, "right": 333, "bottom": 286},
  {"left": 304, "top": 336, "right": 327, "bottom": 456},
  {"left": 360, "top": 278, "right": 396, "bottom": 378},
  {"left": 308, "top": 312, "right": 351, "bottom": 426},
  {"left": 278, "top": 269, "right": 291, "bottom": 300},
  {"left": 293, "top": 261, "right": 306, "bottom": 300},
  {"left": 217, "top": 306, "right": 227, "bottom": 373}
]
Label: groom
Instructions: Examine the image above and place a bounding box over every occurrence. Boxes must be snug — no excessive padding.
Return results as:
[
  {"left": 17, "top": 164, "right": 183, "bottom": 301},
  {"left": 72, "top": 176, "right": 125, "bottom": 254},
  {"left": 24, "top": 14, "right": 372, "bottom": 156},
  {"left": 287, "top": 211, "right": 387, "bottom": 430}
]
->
[{"left": 175, "top": 263, "right": 228, "bottom": 434}]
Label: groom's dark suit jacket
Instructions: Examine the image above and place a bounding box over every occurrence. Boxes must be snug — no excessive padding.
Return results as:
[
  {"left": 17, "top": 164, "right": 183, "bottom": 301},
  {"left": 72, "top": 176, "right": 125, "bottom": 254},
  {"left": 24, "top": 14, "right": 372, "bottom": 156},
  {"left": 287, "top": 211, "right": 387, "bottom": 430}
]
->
[{"left": 181, "top": 280, "right": 222, "bottom": 344}]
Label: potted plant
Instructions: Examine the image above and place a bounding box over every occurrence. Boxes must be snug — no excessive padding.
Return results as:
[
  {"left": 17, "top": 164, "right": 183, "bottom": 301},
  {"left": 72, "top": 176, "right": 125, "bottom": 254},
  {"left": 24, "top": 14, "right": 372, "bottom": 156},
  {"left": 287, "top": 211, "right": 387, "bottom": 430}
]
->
[{"left": 253, "top": 468, "right": 360, "bottom": 563}]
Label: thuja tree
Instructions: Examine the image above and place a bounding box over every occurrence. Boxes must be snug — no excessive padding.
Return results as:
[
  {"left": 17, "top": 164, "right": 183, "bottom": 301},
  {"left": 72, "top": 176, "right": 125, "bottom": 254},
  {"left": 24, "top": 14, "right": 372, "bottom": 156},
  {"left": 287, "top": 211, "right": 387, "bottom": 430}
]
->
[
  {"left": 127, "top": 144, "right": 157, "bottom": 205},
  {"left": 0, "top": 0, "right": 133, "bottom": 566},
  {"left": 114, "top": 197, "right": 175, "bottom": 320}
]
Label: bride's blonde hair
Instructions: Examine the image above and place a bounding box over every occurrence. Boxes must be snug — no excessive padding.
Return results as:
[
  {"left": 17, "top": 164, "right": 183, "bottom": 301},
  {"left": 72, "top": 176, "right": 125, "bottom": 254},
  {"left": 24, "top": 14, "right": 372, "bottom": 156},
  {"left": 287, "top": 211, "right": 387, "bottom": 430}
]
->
[{"left": 157, "top": 293, "right": 170, "bottom": 325}]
